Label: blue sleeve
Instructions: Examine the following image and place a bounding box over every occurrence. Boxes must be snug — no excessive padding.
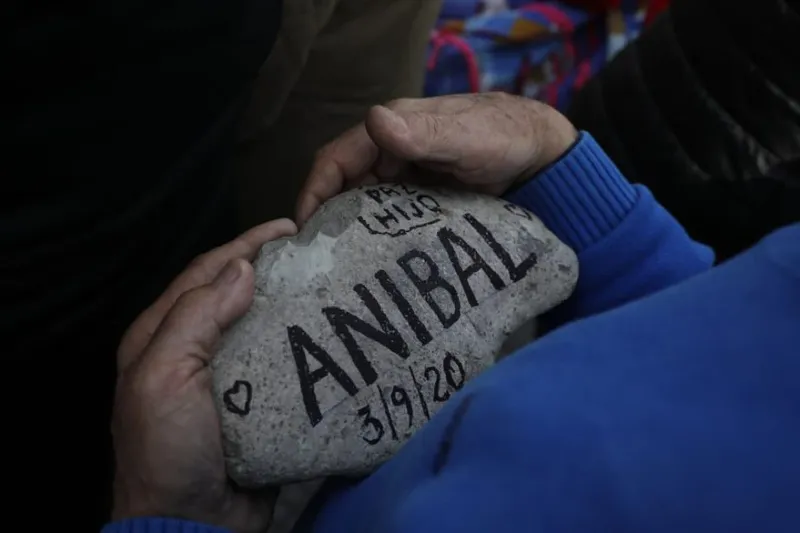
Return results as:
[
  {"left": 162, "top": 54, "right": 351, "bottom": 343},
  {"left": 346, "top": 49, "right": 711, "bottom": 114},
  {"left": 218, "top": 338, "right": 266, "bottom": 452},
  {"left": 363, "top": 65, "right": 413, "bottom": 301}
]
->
[
  {"left": 288, "top": 132, "right": 720, "bottom": 533},
  {"left": 101, "top": 517, "right": 229, "bottom": 533},
  {"left": 504, "top": 132, "right": 714, "bottom": 329},
  {"left": 103, "top": 135, "right": 716, "bottom": 533}
]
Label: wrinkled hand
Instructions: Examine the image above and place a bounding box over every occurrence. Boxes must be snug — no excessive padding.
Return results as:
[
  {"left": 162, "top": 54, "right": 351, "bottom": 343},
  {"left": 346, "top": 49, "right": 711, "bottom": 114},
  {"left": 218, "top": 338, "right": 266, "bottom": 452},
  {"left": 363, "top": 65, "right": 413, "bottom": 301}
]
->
[
  {"left": 296, "top": 92, "right": 578, "bottom": 225},
  {"left": 111, "top": 219, "right": 298, "bottom": 533}
]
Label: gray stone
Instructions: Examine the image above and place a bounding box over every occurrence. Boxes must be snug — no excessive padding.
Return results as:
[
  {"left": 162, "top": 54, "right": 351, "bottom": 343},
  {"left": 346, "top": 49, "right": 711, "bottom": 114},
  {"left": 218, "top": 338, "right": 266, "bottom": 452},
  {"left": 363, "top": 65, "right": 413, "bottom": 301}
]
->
[{"left": 211, "top": 184, "right": 578, "bottom": 487}]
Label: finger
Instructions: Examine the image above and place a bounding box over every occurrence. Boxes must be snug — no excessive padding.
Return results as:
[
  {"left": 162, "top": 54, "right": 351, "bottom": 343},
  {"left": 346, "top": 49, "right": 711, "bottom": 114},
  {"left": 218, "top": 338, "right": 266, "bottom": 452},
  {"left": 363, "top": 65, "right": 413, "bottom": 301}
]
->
[
  {"left": 295, "top": 95, "right": 476, "bottom": 225},
  {"left": 344, "top": 172, "right": 378, "bottom": 191},
  {"left": 373, "top": 149, "right": 406, "bottom": 182},
  {"left": 365, "top": 105, "right": 463, "bottom": 164},
  {"left": 142, "top": 258, "right": 254, "bottom": 371},
  {"left": 296, "top": 124, "right": 379, "bottom": 227},
  {"left": 118, "top": 219, "right": 296, "bottom": 370}
]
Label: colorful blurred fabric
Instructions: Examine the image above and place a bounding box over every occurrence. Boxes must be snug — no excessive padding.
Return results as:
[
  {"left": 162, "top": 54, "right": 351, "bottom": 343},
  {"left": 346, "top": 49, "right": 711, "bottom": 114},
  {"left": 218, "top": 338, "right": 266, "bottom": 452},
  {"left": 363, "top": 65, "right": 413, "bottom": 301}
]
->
[{"left": 424, "top": 0, "right": 670, "bottom": 110}]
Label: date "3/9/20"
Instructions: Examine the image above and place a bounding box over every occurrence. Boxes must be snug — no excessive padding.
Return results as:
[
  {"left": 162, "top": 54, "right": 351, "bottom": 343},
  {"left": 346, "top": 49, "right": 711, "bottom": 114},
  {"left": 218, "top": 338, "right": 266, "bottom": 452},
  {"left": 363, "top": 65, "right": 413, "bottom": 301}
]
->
[{"left": 355, "top": 351, "right": 466, "bottom": 446}]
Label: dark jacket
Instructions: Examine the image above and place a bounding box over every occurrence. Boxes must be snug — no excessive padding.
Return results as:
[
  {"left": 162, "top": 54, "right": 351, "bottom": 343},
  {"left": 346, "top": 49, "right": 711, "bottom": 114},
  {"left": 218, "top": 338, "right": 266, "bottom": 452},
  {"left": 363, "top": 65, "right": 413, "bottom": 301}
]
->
[{"left": 567, "top": 0, "right": 800, "bottom": 261}]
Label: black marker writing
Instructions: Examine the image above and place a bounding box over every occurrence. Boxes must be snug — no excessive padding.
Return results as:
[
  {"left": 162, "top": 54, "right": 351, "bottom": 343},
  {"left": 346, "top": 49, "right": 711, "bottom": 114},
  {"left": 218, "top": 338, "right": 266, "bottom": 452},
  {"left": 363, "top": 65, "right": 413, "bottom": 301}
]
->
[
  {"left": 503, "top": 202, "right": 533, "bottom": 221},
  {"left": 464, "top": 213, "right": 538, "bottom": 282},
  {"left": 357, "top": 185, "right": 444, "bottom": 237},
  {"left": 223, "top": 380, "right": 253, "bottom": 416},
  {"left": 357, "top": 405, "right": 384, "bottom": 445},
  {"left": 289, "top": 212, "right": 535, "bottom": 428},
  {"left": 375, "top": 269, "right": 433, "bottom": 345},
  {"left": 378, "top": 387, "right": 399, "bottom": 441},
  {"left": 355, "top": 352, "right": 467, "bottom": 446},
  {"left": 397, "top": 249, "right": 461, "bottom": 328},
  {"left": 438, "top": 226, "right": 506, "bottom": 307},
  {"left": 289, "top": 325, "right": 359, "bottom": 427}
]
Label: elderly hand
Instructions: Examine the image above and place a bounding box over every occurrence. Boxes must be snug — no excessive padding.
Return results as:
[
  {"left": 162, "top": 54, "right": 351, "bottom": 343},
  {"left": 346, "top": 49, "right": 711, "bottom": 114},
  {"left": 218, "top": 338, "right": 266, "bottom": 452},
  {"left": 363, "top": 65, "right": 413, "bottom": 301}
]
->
[
  {"left": 296, "top": 92, "right": 578, "bottom": 225},
  {"left": 111, "top": 219, "right": 297, "bottom": 533}
]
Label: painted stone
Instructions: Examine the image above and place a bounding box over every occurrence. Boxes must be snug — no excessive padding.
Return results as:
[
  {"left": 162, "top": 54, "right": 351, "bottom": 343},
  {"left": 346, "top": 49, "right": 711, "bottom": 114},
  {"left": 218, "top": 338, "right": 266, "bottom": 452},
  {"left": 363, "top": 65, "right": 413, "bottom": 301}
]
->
[{"left": 212, "top": 183, "right": 578, "bottom": 486}]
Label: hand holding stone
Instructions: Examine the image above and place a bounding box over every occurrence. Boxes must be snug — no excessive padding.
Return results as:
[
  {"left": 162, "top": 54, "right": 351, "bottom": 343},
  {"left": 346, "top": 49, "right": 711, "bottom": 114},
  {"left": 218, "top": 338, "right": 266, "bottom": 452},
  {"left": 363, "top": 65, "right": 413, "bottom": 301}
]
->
[
  {"left": 214, "top": 185, "right": 578, "bottom": 487},
  {"left": 111, "top": 219, "right": 297, "bottom": 533},
  {"left": 296, "top": 92, "right": 578, "bottom": 226}
]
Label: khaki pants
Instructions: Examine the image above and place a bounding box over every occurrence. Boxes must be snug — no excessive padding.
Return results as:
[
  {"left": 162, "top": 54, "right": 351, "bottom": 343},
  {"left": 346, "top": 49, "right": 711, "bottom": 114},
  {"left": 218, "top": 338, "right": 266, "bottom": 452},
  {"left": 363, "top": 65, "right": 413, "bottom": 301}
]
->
[{"left": 233, "top": 0, "right": 443, "bottom": 230}]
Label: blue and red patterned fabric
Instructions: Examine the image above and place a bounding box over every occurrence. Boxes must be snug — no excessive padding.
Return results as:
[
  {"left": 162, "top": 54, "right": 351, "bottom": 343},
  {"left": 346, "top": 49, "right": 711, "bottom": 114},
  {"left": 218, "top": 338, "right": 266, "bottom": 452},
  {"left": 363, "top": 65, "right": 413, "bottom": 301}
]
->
[{"left": 424, "top": 0, "right": 670, "bottom": 110}]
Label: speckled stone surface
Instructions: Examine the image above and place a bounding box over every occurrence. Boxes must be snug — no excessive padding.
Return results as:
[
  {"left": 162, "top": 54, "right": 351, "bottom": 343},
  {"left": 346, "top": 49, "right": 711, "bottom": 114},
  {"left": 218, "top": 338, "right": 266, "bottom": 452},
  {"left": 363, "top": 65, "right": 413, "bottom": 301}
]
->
[{"left": 211, "top": 184, "right": 578, "bottom": 487}]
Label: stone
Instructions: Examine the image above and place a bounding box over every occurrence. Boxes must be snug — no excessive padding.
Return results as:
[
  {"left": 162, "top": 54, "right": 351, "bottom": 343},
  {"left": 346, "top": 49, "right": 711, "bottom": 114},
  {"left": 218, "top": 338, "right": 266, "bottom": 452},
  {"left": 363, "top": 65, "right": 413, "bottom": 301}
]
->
[{"left": 211, "top": 183, "right": 578, "bottom": 487}]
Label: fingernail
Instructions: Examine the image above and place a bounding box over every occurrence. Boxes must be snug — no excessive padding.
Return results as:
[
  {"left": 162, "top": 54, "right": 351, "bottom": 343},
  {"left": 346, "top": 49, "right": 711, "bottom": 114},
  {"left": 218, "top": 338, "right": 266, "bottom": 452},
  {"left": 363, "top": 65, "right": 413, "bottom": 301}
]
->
[{"left": 215, "top": 260, "right": 241, "bottom": 286}]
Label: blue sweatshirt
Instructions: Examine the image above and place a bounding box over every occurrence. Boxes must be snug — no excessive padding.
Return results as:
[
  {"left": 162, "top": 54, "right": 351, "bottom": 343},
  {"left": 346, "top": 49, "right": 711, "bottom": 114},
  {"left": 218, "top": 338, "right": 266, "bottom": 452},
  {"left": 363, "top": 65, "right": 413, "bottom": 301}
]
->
[{"left": 103, "top": 134, "right": 800, "bottom": 533}]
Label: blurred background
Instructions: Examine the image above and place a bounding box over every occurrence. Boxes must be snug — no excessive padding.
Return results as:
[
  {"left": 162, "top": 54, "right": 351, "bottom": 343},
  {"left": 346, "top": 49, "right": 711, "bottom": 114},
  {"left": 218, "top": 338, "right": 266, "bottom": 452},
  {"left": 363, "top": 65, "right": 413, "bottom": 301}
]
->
[{"left": 424, "top": 0, "right": 664, "bottom": 107}]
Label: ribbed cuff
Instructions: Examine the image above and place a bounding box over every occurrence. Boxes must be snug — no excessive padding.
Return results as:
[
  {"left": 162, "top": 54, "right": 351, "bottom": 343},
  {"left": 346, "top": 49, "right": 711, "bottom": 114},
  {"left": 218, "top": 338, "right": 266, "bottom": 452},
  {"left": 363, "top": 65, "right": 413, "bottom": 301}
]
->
[
  {"left": 101, "top": 517, "right": 230, "bottom": 533},
  {"left": 505, "top": 132, "right": 638, "bottom": 253}
]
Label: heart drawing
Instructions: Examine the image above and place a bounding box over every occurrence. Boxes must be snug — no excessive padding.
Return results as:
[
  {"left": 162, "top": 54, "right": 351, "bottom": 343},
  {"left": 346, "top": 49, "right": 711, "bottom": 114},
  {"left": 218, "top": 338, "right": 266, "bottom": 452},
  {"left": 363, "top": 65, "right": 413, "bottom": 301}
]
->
[{"left": 223, "top": 379, "right": 253, "bottom": 416}]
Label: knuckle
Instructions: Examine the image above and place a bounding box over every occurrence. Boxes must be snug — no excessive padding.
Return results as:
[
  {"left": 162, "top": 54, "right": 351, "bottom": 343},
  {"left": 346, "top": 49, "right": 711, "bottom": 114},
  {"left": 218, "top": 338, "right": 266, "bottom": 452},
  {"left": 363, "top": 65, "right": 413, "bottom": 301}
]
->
[
  {"left": 117, "top": 358, "right": 163, "bottom": 401},
  {"left": 312, "top": 143, "right": 336, "bottom": 167},
  {"left": 173, "top": 285, "right": 211, "bottom": 312},
  {"left": 176, "top": 263, "right": 212, "bottom": 292},
  {"left": 226, "top": 236, "right": 255, "bottom": 258},
  {"left": 187, "top": 251, "right": 211, "bottom": 271},
  {"left": 425, "top": 114, "right": 444, "bottom": 140},
  {"left": 485, "top": 91, "right": 512, "bottom": 103},
  {"left": 163, "top": 358, "right": 202, "bottom": 386},
  {"left": 129, "top": 361, "right": 192, "bottom": 404}
]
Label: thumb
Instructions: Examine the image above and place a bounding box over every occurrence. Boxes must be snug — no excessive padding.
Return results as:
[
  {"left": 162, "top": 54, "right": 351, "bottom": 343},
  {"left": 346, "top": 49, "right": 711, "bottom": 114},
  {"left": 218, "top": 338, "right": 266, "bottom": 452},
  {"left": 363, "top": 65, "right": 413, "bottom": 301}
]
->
[
  {"left": 366, "top": 105, "right": 461, "bottom": 164},
  {"left": 143, "top": 258, "right": 255, "bottom": 368}
]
